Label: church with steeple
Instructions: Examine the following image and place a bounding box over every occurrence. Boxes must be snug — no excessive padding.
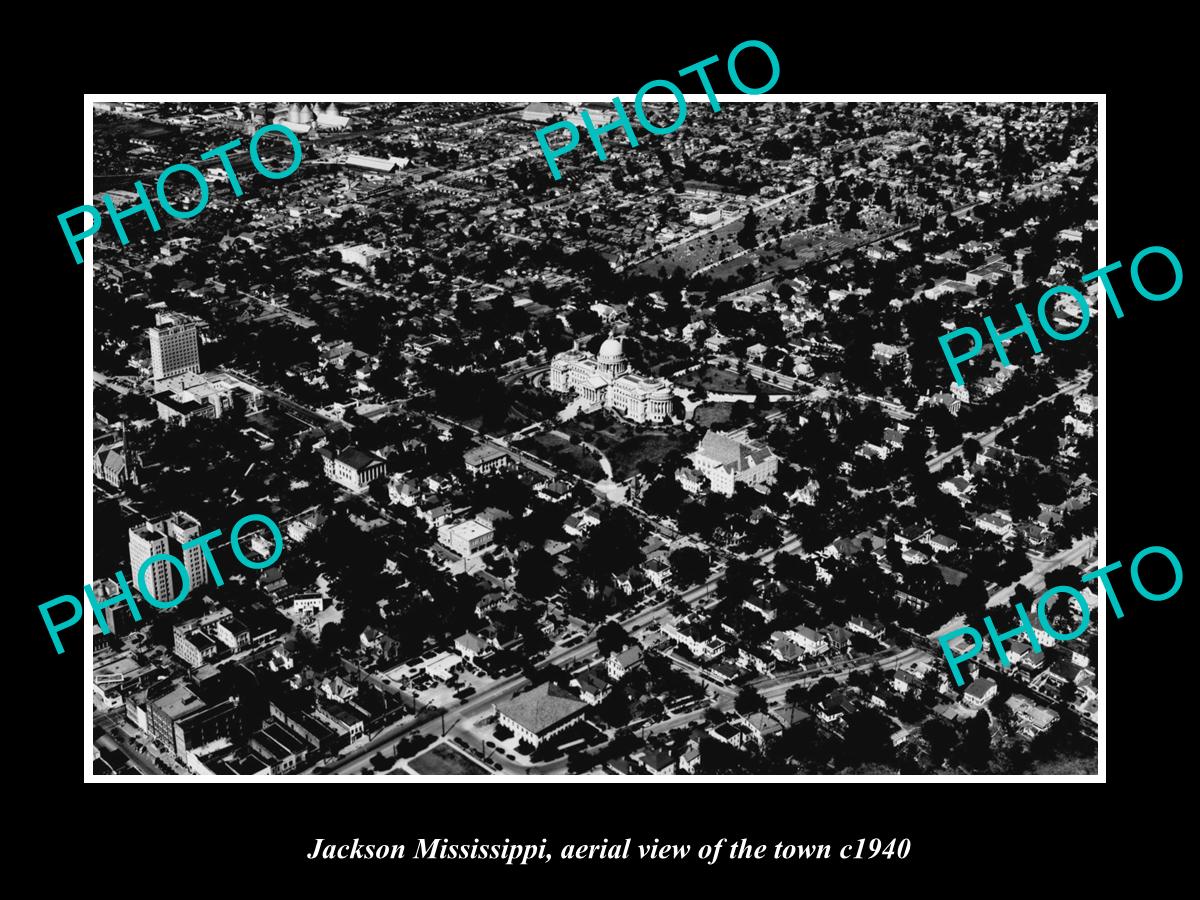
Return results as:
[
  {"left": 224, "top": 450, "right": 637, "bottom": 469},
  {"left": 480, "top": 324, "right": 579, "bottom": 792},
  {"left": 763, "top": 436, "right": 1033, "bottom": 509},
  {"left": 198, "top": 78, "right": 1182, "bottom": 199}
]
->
[
  {"left": 93, "top": 425, "right": 140, "bottom": 489},
  {"left": 549, "top": 334, "right": 674, "bottom": 424}
]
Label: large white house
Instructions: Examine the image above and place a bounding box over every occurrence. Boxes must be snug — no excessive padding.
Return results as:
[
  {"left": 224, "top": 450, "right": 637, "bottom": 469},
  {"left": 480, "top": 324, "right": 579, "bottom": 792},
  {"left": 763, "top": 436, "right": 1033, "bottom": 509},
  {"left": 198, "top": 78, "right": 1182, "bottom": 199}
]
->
[{"left": 549, "top": 336, "right": 673, "bottom": 424}]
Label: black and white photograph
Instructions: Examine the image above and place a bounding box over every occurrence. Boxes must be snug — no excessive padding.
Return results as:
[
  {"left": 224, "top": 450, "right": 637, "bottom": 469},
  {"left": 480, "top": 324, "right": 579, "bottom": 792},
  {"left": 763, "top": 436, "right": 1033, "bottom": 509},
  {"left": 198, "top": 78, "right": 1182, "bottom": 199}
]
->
[
  {"left": 15, "top": 16, "right": 1198, "bottom": 887},
  {"left": 82, "top": 96, "right": 1102, "bottom": 779}
]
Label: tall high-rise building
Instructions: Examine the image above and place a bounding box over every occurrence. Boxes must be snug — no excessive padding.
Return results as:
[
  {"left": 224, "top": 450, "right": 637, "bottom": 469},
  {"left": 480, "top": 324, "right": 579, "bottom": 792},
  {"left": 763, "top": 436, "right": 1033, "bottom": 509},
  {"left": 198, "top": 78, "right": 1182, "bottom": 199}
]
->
[
  {"left": 148, "top": 313, "right": 200, "bottom": 381},
  {"left": 165, "top": 512, "right": 208, "bottom": 591},
  {"left": 128, "top": 511, "right": 209, "bottom": 606},
  {"left": 129, "top": 523, "right": 173, "bottom": 604}
]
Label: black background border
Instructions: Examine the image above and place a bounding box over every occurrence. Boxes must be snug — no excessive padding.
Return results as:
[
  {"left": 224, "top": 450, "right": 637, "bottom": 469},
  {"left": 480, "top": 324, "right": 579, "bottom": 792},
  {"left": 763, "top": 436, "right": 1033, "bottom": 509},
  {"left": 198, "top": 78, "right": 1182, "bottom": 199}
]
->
[{"left": 22, "top": 20, "right": 1192, "bottom": 885}]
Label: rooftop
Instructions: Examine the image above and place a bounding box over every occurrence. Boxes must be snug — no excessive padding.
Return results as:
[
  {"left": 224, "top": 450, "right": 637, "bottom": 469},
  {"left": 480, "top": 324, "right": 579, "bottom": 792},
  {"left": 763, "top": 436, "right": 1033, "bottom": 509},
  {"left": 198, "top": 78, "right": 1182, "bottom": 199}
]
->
[{"left": 495, "top": 682, "right": 586, "bottom": 736}]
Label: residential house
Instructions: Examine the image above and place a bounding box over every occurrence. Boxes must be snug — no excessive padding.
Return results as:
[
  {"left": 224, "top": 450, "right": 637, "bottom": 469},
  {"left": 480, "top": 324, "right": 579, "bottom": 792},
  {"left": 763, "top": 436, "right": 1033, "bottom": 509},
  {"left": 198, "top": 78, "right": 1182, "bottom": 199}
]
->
[
  {"left": 744, "top": 595, "right": 778, "bottom": 623},
  {"left": 740, "top": 712, "right": 783, "bottom": 747},
  {"left": 963, "top": 677, "right": 998, "bottom": 708},
  {"left": 643, "top": 558, "right": 673, "bottom": 591},
  {"left": 607, "top": 645, "right": 645, "bottom": 681},
  {"left": 454, "top": 632, "right": 489, "bottom": 662},
  {"left": 927, "top": 534, "right": 959, "bottom": 554},
  {"left": 847, "top": 617, "right": 885, "bottom": 640},
  {"left": 788, "top": 625, "right": 829, "bottom": 656},
  {"left": 634, "top": 746, "right": 680, "bottom": 775},
  {"left": 570, "top": 668, "right": 612, "bottom": 706}
]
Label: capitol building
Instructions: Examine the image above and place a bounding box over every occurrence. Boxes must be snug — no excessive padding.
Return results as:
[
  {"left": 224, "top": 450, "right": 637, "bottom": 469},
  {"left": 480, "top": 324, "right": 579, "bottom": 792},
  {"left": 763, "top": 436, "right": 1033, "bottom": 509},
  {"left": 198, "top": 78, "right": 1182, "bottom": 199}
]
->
[{"left": 550, "top": 336, "right": 674, "bottom": 424}]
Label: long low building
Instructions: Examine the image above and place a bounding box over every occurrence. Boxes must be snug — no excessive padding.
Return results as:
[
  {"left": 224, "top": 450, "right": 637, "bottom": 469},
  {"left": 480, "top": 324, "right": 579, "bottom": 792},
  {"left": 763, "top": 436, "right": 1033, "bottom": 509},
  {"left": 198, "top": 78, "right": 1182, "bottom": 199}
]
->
[{"left": 493, "top": 682, "right": 587, "bottom": 748}]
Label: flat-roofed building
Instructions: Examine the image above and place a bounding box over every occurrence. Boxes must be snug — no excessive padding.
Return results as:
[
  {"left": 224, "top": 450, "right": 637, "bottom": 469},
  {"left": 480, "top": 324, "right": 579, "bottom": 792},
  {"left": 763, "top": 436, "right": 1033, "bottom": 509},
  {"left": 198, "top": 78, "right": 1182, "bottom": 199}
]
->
[
  {"left": 437, "top": 518, "right": 495, "bottom": 557},
  {"left": 146, "top": 683, "right": 242, "bottom": 758},
  {"left": 148, "top": 313, "right": 200, "bottom": 381},
  {"left": 215, "top": 615, "right": 252, "bottom": 651},
  {"left": 174, "top": 626, "right": 219, "bottom": 667},
  {"left": 128, "top": 523, "right": 172, "bottom": 606},
  {"left": 249, "top": 720, "right": 312, "bottom": 774}
]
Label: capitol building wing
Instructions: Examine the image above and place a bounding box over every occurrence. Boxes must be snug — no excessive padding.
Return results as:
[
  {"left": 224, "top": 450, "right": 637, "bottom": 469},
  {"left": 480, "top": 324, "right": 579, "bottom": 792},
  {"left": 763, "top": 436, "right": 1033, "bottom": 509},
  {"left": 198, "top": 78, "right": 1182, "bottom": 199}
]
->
[{"left": 549, "top": 336, "right": 673, "bottom": 424}]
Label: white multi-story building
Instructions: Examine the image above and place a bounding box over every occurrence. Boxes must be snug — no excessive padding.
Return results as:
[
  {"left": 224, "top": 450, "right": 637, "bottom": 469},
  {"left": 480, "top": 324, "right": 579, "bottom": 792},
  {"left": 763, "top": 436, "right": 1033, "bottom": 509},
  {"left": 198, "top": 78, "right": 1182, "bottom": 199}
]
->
[
  {"left": 129, "top": 511, "right": 210, "bottom": 607},
  {"left": 148, "top": 313, "right": 200, "bottom": 381},
  {"left": 664, "top": 620, "right": 727, "bottom": 661},
  {"left": 128, "top": 523, "right": 175, "bottom": 605},
  {"left": 437, "top": 518, "right": 495, "bottom": 557},
  {"left": 687, "top": 430, "right": 779, "bottom": 496},
  {"left": 290, "top": 594, "right": 326, "bottom": 617},
  {"left": 787, "top": 625, "right": 829, "bottom": 656},
  {"left": 317, "top": 446, "right": 386, "bottom": 492},
  {"left": 165, "top": 512, "right": 207, "bottom": 593},
  {"left": 549, "top": 336, "right": 673, "bottom": 424}
]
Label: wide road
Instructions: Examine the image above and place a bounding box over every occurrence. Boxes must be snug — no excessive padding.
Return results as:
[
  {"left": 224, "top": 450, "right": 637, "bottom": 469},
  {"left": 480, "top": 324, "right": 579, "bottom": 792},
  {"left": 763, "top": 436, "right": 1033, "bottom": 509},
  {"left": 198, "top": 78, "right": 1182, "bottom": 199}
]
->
[
  {"left": 985, "top": 536, "right": 1096, "bottom": 610},
  {"left": 324, "top": 521, "right": 803, "bottom": 775},
  {"left": 644, "top": 647, "right": 922, "bottom": 741},
  {"left": 714, "top": 169, "right": 1078, "bottom": 304},
  {"left": 94, "top": 711, "right": 169, "bottom": 775},
  {"left": 927, "top": 372, "right": 1090, "bottom": 474},
  {"left": 524, "top": 645, "right": 928, "bottom": 776}
]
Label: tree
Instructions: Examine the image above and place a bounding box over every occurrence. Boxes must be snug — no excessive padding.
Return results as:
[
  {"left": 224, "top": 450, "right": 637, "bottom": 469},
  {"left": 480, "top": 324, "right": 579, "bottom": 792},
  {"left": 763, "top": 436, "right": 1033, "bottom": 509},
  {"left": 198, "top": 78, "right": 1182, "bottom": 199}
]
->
[
  {"left": 956, "top": 710, "right": 993, "bottom": 771},
  {"left": 596, "top": 621, "right": 629, "bottom": 656},
  {"left": 642, "top": 476, "right": 685, "bottom": 518},
  {"left": 669, "top": 546, "right": 710, "bottom": 588},
  {"left": 516, "top": 549, "right": 558, "bottom": 601},
  {"left": 319, "top": 623, "right": 343, "bottom": 654},
  {"left": 962, "top": 437, "right": 982, "bottom": 465},
  {"left": 597, "top": 685, "right": 631, "bottom": 727},
  {"left": 578, "top": 508, "right": 645, "bottom": 581},
  {"left": 922, "top": 719, "right": 957, "bottom": 766},
  {"left": 839, "top": 709, "right": 895, "bottom": 768},
  {"left": 735, "top": 685, "right": 768, "bottom": 716},
  {"left": 784, "top": 684, "right": 807, "bottom": 709},
  {"left": 721, "top": 557, "right": 765, "bottom": 601},
  {"left": 736, "top": 209, "right": 760, "bottom": 251}
]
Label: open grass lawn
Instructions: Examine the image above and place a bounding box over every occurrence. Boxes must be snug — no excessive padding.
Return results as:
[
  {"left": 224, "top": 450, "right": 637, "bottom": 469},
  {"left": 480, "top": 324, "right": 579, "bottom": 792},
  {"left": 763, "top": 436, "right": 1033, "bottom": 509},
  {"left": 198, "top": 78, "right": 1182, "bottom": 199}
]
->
[
  {"left": 692, "top": 402, "right": 735, "bottom": 428},
  {"left": 519, "top": 432, "right": 605, "bottom": 480},
  {"left": 409, "top": 742, "right": 489, "bottom": 776},
  {"left": 561, "top": 417, "right": 636, "bottom": 453},
  {"left": 634, "top": 219, "right": 744, "bottom": 278},
  {"left": 457, "top": 404, "right": 536, "bottom": 437},
  {"left": 554, "top": 416, "right": 695, "bottom": 480},
  {"left": 246, "top": 407, "right": 306, "bottom": 439},
  {"left": 606, "top": 431, "right": 695, "bottom": 480},
  {"left": 677, "top": 364, "right": 754, "bottom": 395}
]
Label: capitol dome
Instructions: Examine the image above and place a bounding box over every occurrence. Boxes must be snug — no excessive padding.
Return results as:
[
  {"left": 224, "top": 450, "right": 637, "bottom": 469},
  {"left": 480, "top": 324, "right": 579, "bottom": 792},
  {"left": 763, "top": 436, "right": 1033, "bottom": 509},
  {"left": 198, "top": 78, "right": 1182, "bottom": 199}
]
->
[
  {"left": 596, "top": 334, "right": 628, "bottom": 378},
  {"left": 598, "top": 336, "right": 624, "bottom": 360}
]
